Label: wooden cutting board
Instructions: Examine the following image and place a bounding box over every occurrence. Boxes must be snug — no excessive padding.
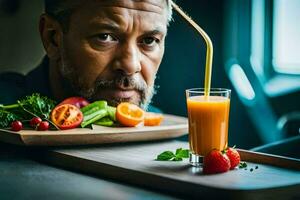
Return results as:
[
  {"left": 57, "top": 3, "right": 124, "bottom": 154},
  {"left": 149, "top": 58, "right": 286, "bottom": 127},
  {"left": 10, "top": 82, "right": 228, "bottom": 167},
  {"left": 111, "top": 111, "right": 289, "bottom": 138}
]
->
[
  {"left": 38, "top": 140, "right": 300, "bottom": 200},
  {"left": 0, "top": 114, "right": 188, "bottom": 146}
]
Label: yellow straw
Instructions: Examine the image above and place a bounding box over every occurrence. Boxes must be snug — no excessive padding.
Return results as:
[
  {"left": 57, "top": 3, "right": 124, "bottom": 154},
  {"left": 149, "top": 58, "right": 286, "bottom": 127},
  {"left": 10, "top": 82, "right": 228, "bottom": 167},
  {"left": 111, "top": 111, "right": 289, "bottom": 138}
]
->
[{"left": 171, "top": 1, "right": 213, "bottom": 96}]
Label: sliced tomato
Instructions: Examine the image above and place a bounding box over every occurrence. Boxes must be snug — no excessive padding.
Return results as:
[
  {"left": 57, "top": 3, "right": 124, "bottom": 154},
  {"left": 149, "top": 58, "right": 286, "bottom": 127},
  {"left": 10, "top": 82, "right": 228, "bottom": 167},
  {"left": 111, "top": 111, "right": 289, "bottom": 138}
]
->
[
  {"left": 58, "top": 97, "right": 89, "bottom": 109},
  {"left": 51, "top": 104, "right": 83, "bottom": 130}
]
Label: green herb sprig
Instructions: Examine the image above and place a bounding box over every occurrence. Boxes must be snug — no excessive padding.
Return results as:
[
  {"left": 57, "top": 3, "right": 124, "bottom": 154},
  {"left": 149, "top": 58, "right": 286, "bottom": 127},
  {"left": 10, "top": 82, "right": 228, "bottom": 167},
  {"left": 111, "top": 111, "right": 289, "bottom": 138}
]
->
[
  {"left": 239, "top": 162, "right": 248, "bottom": 169},
  {"left": 0, "top": 93, "right": 56, "bottom": 129},
  {"left": 156, "top": 148, "right": 189, "bottom": 161}
]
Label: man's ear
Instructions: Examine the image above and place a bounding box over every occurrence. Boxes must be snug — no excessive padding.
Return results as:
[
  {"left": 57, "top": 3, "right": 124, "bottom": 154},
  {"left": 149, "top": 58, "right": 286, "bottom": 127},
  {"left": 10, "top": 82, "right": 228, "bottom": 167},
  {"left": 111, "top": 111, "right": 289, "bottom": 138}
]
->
[{"left": 39, "top": 14, "right": 63, "bottom": 59}]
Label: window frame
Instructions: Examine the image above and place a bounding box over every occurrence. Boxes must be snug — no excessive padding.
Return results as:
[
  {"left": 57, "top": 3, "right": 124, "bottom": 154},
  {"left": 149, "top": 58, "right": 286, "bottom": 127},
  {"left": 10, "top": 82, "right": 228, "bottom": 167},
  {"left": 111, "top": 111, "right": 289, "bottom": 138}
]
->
[{"left": 250, "top": 0, "right": 300, "bottom": 97}]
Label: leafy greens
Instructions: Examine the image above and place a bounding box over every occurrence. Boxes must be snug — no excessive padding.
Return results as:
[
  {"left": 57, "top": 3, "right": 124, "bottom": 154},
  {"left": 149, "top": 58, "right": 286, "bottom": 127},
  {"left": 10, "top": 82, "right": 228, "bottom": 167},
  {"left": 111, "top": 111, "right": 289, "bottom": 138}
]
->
[{"left": 0, "top": 93, "right": 56, "bottom": 128}]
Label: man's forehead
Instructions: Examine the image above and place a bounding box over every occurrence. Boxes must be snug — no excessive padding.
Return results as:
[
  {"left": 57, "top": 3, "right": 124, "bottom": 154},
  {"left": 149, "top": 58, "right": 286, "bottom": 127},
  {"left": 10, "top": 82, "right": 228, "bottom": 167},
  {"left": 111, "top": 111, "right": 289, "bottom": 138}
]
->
[
  {"left": 96, "top": 0, "right": 167, "bottom": 8},
  {"left": 60, "top": 0, "right": 168, "bottom": 12},
  {"left": 70, "top": 0, "right": 169, "bottom": 30}
]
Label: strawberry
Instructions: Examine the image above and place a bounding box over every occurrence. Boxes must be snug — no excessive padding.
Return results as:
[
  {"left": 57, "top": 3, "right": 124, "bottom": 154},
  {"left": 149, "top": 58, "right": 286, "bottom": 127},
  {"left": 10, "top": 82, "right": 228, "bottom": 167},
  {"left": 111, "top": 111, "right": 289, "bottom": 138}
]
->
[
  {"left": 203, "top": 149, "right": 231, "bottom": 174},
  {"left": 226, "top": 147, "right": 241, "bottom": 170}
]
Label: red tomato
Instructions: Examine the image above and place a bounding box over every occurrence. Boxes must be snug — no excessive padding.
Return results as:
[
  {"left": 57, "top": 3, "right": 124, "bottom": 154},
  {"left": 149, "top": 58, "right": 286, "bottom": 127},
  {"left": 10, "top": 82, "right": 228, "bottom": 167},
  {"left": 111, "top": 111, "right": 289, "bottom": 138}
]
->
[
  {"left": 58, "top": 97, "right": 89, "bottom": 109},
  {"left": 51, "top": 104, "right": 83, "bottom": 130},
  {"left": 11, "top": 121, "right": 23, "bottom": 132},
  {"left": 30, "top": 117, "right": 42, "bottom": 128},
  {"left": 37, "top": 121, "right": 49, "bottom": 131}
]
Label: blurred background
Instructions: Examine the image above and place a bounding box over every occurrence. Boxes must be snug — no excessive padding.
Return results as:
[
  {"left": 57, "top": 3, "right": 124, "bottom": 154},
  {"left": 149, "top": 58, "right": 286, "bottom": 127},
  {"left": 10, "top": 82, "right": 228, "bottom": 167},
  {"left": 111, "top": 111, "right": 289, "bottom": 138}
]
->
[{"left": 0, "top": 0, "right": 299, "bottom": 149}]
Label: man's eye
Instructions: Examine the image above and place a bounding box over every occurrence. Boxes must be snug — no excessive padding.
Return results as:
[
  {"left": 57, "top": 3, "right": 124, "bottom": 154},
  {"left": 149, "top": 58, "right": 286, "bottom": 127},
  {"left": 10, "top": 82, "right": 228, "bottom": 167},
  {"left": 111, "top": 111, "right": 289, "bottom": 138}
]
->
[
  {"left": 142, "top": 37, "right": 159, "bottom": 46},
  {"left": 96, "top": 33, "right": 117, "bottom": 42}
]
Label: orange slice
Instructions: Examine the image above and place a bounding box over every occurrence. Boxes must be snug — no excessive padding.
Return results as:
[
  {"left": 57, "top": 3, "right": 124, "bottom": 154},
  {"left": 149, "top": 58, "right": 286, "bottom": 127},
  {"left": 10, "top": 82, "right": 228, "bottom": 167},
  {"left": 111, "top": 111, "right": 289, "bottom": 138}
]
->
[
  {"left": 116, "top": 102, "right": 145, "bottom": 127},
  {"left": 144, "top": 112, "right": 164, "bottom": 126}
]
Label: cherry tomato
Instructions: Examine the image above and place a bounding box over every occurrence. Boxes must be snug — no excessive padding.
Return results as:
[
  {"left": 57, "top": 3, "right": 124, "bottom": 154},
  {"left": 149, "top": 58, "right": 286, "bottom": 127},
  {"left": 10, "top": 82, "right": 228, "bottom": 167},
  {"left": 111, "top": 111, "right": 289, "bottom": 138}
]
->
[
  {"left": 38, "top": 121, "right": 50, "bottom": 131},
  {"left": 51, "top": 104, "right": 83, "bottom": 130},
  {"left": 11, "top": 121, "right": 23, "bottom": 132},
  {"left": 30, "top": 117, "right": 42, "bottom": 128},
  {"left": 58, "top": 97, "right": 89, "bottom": 109}
]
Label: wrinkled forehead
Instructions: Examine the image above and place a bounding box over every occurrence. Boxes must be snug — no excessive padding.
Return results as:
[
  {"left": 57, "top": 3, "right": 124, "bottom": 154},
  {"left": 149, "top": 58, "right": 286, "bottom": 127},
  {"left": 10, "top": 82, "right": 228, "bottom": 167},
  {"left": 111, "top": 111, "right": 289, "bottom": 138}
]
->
[
  {"left": 83, "top": 0, "right": 168, "bottom": 17},
  {"left": 67, "top": 0, "right": 169, "bottom": 32},
  {"left": 51, "top": 0, "right": 168, "bottom": 14},
  {"left": 47, "top": 0, "right": 172, "bottom": 28},
  {"left": 96, "top": 0, "right": 168, "bottom": 11}
]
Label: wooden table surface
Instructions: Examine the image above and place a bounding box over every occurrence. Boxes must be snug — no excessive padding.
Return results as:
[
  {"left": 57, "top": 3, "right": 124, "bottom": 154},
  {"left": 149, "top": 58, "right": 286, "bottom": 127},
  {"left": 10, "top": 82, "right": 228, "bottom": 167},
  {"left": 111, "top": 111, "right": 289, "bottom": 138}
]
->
[
  {"left": 0, "top": 142, "right": 179, "bottom": 200},
  {"left": 38, "top": 140, "right": 300, "bottom": 200}
]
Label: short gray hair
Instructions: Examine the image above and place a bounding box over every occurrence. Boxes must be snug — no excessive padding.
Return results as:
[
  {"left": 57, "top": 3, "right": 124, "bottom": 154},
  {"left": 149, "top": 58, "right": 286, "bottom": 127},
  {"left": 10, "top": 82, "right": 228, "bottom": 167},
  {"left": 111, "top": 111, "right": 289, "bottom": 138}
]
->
[
  {"left": 44, "top": 0, "right": 173, "bottom": 32},
  {"left": 166, "top": 0, "right": 173, "bottom": 24}
]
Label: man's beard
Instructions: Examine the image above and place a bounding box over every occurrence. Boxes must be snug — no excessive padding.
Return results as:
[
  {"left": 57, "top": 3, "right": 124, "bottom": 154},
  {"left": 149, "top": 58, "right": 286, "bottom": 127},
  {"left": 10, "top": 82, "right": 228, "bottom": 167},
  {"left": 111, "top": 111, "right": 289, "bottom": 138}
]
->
[{"left": 59, "top": 52, "right": 156, "bottom": 110}]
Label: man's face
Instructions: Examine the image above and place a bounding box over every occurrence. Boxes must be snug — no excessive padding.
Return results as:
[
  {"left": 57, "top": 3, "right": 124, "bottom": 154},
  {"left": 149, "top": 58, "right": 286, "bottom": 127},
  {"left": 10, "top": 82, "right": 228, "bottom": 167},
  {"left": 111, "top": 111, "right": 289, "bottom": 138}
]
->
[{"left": 58, "top": 0, "right": 168, "bottom": 108}]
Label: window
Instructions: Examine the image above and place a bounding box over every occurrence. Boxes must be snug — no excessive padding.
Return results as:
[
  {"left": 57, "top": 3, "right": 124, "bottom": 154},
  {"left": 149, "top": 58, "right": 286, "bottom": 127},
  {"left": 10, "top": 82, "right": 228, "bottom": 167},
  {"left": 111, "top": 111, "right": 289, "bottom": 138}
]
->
[
  {"left": 250, "top": 0, "right": 300, "bottom": 96},
  {"left": 251, "top": 0, "right": 300, "bottom": 77},
  {"left": 273, "top": 0, "right": 300, "bottom": 74}
]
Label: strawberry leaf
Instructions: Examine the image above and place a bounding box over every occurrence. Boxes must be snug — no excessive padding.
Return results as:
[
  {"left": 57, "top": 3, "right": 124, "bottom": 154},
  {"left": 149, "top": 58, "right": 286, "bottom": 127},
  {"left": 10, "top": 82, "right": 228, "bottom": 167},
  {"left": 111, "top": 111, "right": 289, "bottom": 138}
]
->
[{"left": 221, "top": 149, "right": 227, "bottom": 154}]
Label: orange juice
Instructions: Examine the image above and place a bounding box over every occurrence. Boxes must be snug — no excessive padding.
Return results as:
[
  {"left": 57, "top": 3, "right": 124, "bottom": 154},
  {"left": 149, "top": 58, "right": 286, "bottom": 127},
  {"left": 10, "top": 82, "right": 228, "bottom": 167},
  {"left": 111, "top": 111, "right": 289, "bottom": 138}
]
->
[
  {"left": 172, "top": 2, "right": 232, "bottom": 164},
  {"left": 187, "top": 96, "right": 230, "bottom": 156}
]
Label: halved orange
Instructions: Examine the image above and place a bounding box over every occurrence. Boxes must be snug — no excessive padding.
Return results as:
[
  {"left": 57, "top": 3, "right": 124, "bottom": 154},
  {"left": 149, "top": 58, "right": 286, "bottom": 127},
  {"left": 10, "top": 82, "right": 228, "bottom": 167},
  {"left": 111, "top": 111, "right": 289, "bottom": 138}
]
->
[
  {"left": 116, "top": 102, "right": 145, "bottom": 127},
  {"left": 144, "top": 112, "right": 164, "bottom": 126}
]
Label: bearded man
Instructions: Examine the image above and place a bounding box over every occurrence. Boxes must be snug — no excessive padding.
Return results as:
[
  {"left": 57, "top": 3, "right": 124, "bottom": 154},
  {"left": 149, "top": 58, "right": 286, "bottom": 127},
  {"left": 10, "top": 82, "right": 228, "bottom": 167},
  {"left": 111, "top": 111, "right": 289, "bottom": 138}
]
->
[{"left": 0, "top": 0, "right": 172, "bottom": 111}]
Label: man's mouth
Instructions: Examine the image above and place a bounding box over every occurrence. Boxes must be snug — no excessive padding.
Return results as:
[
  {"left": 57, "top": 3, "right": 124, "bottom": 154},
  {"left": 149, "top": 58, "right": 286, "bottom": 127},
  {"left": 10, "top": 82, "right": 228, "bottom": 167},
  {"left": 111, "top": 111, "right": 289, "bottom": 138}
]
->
[
  {"left": 109, "top": 89, "right": 137, "bottom": 99},
  {"left": 94, "top": 87, "right": 141, "bottom": 103}
]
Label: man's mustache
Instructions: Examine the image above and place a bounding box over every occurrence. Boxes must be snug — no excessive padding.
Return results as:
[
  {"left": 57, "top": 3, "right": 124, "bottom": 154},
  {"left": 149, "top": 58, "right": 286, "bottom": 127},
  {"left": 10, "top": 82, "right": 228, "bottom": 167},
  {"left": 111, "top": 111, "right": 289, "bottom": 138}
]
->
[{"left": 95, "top": 75, "right": 147, "bottom": 92}]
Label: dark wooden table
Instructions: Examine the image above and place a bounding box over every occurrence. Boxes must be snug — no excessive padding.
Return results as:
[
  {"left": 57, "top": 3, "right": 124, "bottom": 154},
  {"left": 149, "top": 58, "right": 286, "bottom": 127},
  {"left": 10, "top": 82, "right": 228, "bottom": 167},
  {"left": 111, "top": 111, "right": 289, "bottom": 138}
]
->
[
  {"left": 1, "top": 138, "right": 300, "bottom": 200},
  {"left": 0, "top": 143, "right": 179, "bottom": 200}
]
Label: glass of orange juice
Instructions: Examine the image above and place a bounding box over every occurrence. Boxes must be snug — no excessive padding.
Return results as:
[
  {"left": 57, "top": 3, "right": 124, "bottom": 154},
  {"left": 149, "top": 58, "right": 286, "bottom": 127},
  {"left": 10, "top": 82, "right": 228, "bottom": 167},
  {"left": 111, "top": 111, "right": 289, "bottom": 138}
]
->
[{"left": 186, "top": 88, "right": 231, "bottom": 166}]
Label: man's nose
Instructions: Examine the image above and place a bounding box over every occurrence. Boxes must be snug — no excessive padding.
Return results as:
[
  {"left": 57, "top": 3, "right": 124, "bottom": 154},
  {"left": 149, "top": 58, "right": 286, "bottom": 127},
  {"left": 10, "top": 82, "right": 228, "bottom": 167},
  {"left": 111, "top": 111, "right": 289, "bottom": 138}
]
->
[{"left": 113, "top": 43, "right": 141, "bottom": 76}]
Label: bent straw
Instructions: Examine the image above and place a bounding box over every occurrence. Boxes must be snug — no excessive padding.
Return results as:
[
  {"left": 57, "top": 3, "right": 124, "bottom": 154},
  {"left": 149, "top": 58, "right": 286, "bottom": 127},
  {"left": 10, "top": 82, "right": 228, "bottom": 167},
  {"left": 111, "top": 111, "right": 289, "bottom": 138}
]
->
[{"left": 171, "top": 1, "right": 213, "bottom": 96}]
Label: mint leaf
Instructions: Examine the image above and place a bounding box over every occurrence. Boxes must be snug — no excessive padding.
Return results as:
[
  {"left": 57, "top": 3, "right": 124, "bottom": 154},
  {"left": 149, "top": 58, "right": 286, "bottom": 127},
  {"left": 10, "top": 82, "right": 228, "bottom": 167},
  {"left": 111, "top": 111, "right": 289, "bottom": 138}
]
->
[
  {"left": 175, "top": 148, "right": 182, "bottom": 155},
  {"left": 156, "top": 148, "right": 190, "bottom": 161},
  {"left": 175, "top": 148, "right": 189, "bottom": 158},
  {"left": 156, "top": 151, "right": 175, "bottom": 161},
  {"left": 172, "top": 157, "right": 183, "bottom": 161}
]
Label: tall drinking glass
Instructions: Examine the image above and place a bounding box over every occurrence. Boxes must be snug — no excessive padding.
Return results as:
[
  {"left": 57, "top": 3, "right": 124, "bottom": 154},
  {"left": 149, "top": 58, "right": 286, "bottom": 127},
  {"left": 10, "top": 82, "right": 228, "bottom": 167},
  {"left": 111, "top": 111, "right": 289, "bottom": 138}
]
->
[{"left": 186, "top": 88, "right": 231, "bottom": 166}]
